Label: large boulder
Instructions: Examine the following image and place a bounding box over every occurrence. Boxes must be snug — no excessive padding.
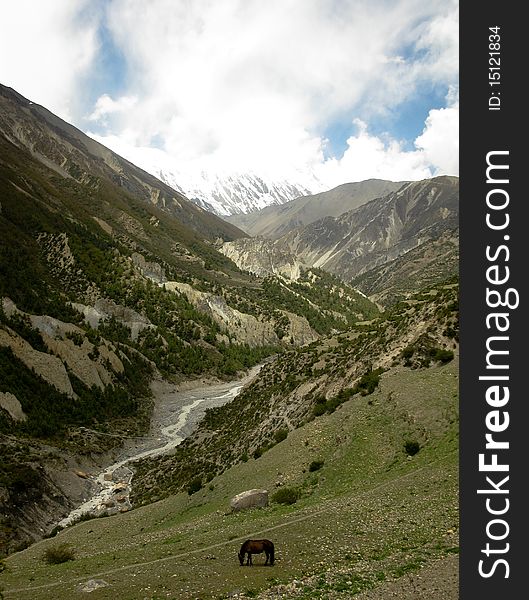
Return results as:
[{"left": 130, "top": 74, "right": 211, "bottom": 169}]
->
[{"left": 230, "top": 489, "right": 269, "bottom": 512}]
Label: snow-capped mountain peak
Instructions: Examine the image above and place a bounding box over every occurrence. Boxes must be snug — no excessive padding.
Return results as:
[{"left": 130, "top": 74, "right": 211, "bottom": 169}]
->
[{"left": 152, "top": 168, "right": 321, "bottom": 216}]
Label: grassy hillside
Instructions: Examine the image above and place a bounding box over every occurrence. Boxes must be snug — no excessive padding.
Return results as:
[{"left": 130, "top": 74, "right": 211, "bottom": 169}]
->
[{"left": 0, "top": 355, "right": 458, "bottom": 599}]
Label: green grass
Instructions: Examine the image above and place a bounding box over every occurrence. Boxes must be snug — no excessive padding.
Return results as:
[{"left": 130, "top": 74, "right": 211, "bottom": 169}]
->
[{"left": 0, "top": 359, "right": 459, "bottom": 599}]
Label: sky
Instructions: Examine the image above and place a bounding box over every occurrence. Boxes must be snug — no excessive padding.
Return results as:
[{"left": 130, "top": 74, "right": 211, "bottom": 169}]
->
[{"left": 0, "top": 0, "right": 458, "bottom": 190}]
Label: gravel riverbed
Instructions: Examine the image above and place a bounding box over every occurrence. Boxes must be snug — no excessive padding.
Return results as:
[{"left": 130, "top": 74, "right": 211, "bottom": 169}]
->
[{"left": 56, "top": 363, "right": 264, "bottom": 528}]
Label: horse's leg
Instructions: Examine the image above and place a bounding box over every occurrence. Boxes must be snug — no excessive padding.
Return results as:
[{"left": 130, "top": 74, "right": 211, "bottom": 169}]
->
[{"left": 265, "top": 550, "right": 269, "bottom": 565}]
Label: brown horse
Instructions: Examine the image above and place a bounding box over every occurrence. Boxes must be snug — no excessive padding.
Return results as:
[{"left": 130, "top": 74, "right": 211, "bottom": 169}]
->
[{"left": 238, "top": 539, "right": 275, "bottom": 566}]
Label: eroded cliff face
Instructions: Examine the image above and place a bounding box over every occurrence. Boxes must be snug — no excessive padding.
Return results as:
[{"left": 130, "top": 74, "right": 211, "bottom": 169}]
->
[
  {"left": 219, "top": 237, "right": 304, "bottom": 280},
  {"left": 1, "top": 298, "right": 125, "bottom": 393},
  {"left": 0, "top": 297, "right": 151, "bottom": 556},
  {"left": 0, "top": 438, "right": 102, "bottom": 555},
  {"left": 226, "top": 178, "right": 405, "bottom": 240},
  {"left": 164, "top": 281, "right": 318, "bottom": 347},
  {"left": 283, "top": 176, "right": 459, "bottom": 281}
]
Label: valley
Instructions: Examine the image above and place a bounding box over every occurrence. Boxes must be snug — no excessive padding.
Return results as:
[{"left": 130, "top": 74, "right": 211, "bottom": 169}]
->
[{"left": 0, "top": 82, "right": 459, "bottom": 599}]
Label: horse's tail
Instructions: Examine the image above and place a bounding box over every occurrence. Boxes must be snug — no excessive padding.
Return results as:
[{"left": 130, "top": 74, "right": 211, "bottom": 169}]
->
[{"left": 269, "top": 541, "right": 275, "bottom": 565}]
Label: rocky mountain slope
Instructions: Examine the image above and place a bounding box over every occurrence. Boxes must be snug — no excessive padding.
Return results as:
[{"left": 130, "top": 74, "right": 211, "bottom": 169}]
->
[
  {"left": 226, "top": 179, "right": 405, "bottom": 239},
  {"left": 0, "top": 85, "right": 243, "bottom": 242},
  {"left": 352, "top": 230, "right": 459, "bottom": 307},
  {"left": 220, "top": 176, "right": 459, "bottom": 303}
]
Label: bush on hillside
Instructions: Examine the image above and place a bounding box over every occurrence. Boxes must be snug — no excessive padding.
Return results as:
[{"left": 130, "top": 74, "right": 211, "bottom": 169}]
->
[
  {"left": 187, "top": 476, "right": 203, "bottom": 495},
  {"left": 404, "top": 440, "right": 421, "bottom": 456},
  {"left": 271, "top": 487, "right": 300, "bottom": 505},
  {"left": 312, "top": 403, "right": 326, "bottom": 417},
  {"left": 308, "top": 460, "right": 324, "bottom": 472},
  {"left": 433, "top": 348, "right": 454, "bottom": 363},
  {"left": 42, "top": 543, "right": 75, "bottom": 564},
  {"left": 273, "top": 428, "right": 288, "bottom": 443},
  {"left": 352, "top": 368, "right": 383, "bottom": 396}
]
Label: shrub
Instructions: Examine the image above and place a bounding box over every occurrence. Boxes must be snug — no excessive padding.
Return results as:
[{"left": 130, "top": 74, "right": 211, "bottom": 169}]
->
[
  {"left": 274, "top": 428, "right": 288, "bottom": 443},
  {"left": 312, "top": 403, "right": 326, "bottom": 417},
  {"left": 434, "top": 348, "right": 454, "bottom": 363},
  {"left": 271, "top": 487, "right": 300, "bottom": 505},
  {"left": 401, "top": 346, "right": 415, "bottom": 360},
  {"left": 308, "top": 460, "right": 324, "bottom": 472},
  {"left": 325, "top": 397, "right": 340, "bottom": 413},
  {"left": 404, "top": 440, "right": 421, "bottom": 456},
  {"left": 352, "top": 368, "right": 383, "bottom": 396},
  {"left": 43, "top": 526, "right": 62, "bottom": 539},
  {"left": 187, "top": 477, "right": 203, "bottom": 495},
  {"left": 42, "top": 543, "right": 75, "bottom": 564}
]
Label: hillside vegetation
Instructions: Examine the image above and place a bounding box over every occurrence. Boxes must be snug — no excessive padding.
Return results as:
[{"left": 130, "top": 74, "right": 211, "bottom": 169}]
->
[{"left": 131, "top": 278, "right": 458, "bottom": 506}]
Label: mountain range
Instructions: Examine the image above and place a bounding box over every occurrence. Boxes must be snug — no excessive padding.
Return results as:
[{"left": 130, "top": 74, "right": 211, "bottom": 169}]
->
[
  {"left": 220, "top": 175, "right": 459, "bottom": 304},
  {"left": 225, "top": 178, "right": 405, "bottom": 239},
  {"left": 0, "top": 83, "right": 378, "bottom": 554}
]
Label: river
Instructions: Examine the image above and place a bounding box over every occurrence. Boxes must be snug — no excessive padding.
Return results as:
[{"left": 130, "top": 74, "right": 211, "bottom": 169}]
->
[{"left": 56, "top": 363, "right": 264, "bottom": 528}]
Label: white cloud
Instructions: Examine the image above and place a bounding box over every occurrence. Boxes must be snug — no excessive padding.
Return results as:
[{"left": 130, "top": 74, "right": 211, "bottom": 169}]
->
[
  {"left": 89, "top": 0, "right": 458, "bottom": 180},
  {"left": 1, "top": 0, "right": 458, "bottom": 187},
  {"left": 88, "top": 94, "right": 138, "bottom": 123},
  {"left": 317, "top": 121, "right": 430, "bottom": 188},
  {"left": 415, "top": 88, "right": 459, "bottom": 176},
  {"left": 316, "top": 87, "right": 459, "bottom": 188},
  {"left": 415, "top": 2, "right": 459, "bottom": 82},
  {"left": 0, "top": 0, "right": 99, "bottom": 122}
]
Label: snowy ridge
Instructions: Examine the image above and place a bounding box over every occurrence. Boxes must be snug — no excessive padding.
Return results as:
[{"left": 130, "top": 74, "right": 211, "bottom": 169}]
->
[{"left": 151, "top": 167, "right": 322, "bottom": 216}]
